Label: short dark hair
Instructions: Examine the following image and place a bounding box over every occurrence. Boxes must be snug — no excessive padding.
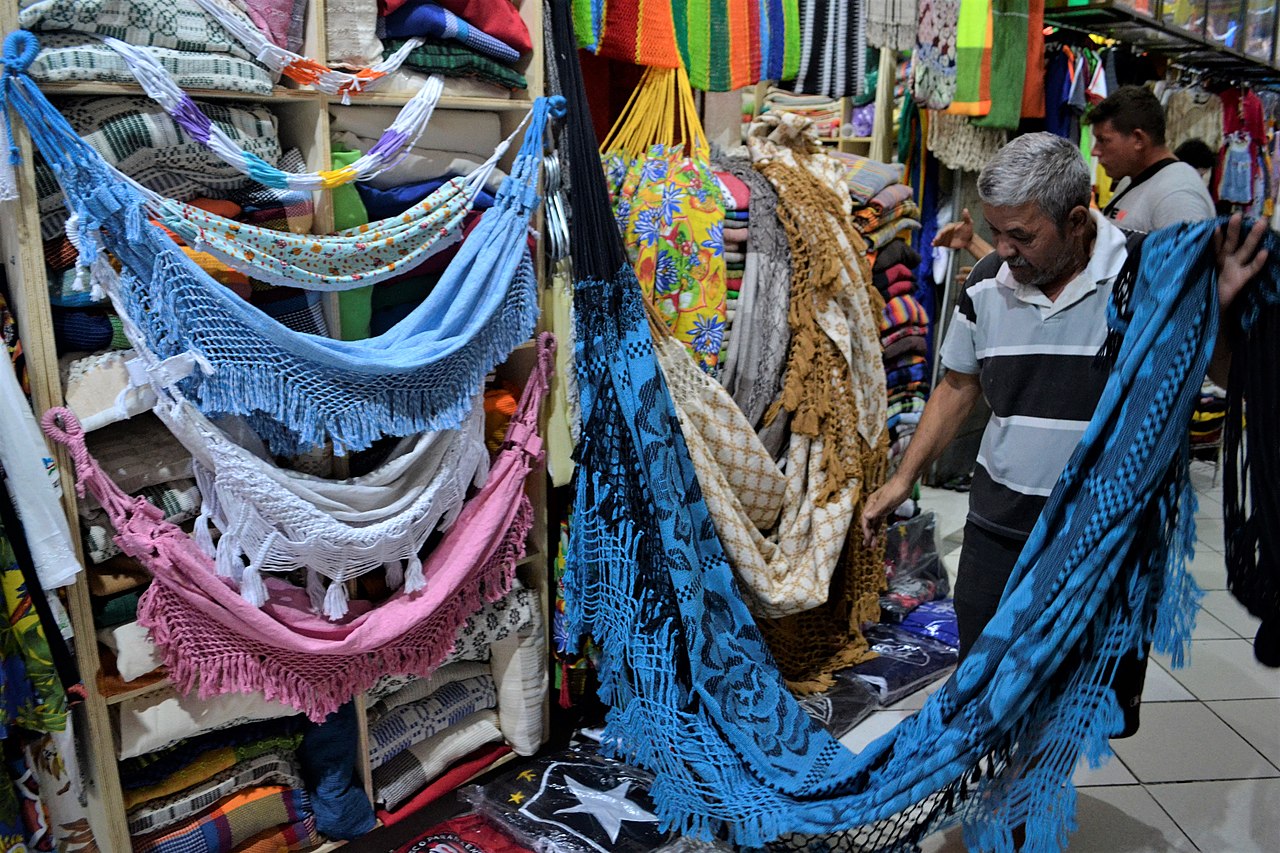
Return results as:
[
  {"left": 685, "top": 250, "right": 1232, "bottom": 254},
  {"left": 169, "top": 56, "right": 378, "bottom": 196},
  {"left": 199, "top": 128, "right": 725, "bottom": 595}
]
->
[
  {"left": 1084, "top": 85, "right": 1166, "bottom": 146},
  {"left": 1175, "top": 138, "right": 1216, "bottom": 170}
]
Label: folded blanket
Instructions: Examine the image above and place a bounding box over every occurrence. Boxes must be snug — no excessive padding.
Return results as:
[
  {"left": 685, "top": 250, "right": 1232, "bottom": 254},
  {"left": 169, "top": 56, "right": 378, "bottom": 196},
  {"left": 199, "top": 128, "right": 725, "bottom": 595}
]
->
[
  {"left": 19, "top": 0, "right": 258, "bottom": 60},
  {"left": 867, "top": 217, "right": 922, "bottom": 250},
  {"left": 385, "top": 38, "right": 527, "bottom": 90},
  {"left": 127, "top": 751, "right": 303, "bottom": 836},
  {"left": 372, "top": 661, "right": 492, "bottom": 718},
  {"left": 375, "top": 742, "right": 510, "bottom": 826},
  {"left": 873, "top": 238, "right": 923, "bottom": 272},
  {"left": 28, "top": 33, "right": 273, "bottom": 95},
  {"left": 867, "top": 183, "right": 915, "bottom": 213},
  {"left": 881, "top": 324, "right": 930, "bottom": 348},
  {"left": 356, "top": 180, "right": 495, "bottom": 221},
  {"left": 368, "top": 675, "right": 498, "bottom": 769},
  {"left": 247, "top": 287, "right": 328, "bottom": 337},
  {"left": 882, "top": 334, "right": 927, "bottom": 361},
  {"left": 87, "top": 555, "right": 151, "bottom": 598},
  {"left": 383, "top": 2, "right": 522, "bottom": 62},
  {"left": 43, "top": 236, "right": 77, "bottom": 271},
  {"left": 880, "top": 295, "right": 931, "bottom": 332},
  {"left": 52, "top": 310, "right": 128, "bottom": 354},
  {"left": 330, "top": 106, "right": 501, "bottom": 159},
  {"left": 131, "top": 785, "right": 313, "bottom": 853},
  {"left": 83, "top": 415, "right": 192, "bottom": 497},
  {"left": 886, "top": 361, "right": 930, "bottom": 388},
  {"left": 117, "top": 688, "right": 299, "bottom": 760},
  {"left": 832, "top": 153, "right": 904, "bottom": 205},
  {"left": 372, "top": 709, "right": 503, "bottom": 809},
  {"left": 230, "top": 815, "right": 318, "bottom": 852},
  {"left": 34, "top": 97, "right": 279, "bottom": 240},
  {"left": 227, "top": 150, "right": 313, "bottom": 234},
  {"left": 327, "top": 0, "right": 384, "bottom": 65},
  {"left": 121, "top": 720, "right": 304, "bottom": 795},
  {"left": 381, "top": 0, "right": 533, "bottom": 54},
  {"left": 93, "top": 590, "right": 142, "bottom": 628},
  {"left": 855, "top": 200, "right": 922, "bottom": 235}
]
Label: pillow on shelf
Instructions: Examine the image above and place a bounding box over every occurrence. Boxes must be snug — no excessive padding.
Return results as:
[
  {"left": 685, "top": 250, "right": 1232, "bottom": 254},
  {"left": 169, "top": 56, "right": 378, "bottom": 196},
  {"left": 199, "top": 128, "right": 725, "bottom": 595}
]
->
[
  {"left": 368, "top": 675, "right": 498, "bottom": 769},
  {"left": 98, "top": 621, "right": 163, "bottom": 683},
  {"left": 81, "top": 477, "right": 200, "bottom": 564},
  {"left": 116, "top": 687, "right": 299, "bottom": 759},
  {"left": 490, "top": 610, "right": 545, "bottom": 756},
  {"left": 84, "top": 416, "right": 193, "bottom": 497},
  {"left": 28, "top": 34, "right": 275, "bottom": 95},
  {"left": 19, "top": 0, "right": 260, "bottom": 60},
  {"left": 372, "top": 709, "right": 503, "bottom": 810},
  {"left": 371, "top": 660, "right": 492, "bottom": 718}
]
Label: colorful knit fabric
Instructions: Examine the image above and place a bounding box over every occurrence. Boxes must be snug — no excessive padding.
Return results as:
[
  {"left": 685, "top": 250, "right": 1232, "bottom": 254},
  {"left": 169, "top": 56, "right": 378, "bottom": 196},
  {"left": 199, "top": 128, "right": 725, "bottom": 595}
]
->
[
  {"left": 911, "top": 0, "right": 960, "bottom": 109},
  {"left": 971, "top": 0, "right": 1027, "bottom": 130},
  {"left": 947, "top": 0, "right": 991, "bottom": 117},
  {"left": 130, "top": 785, "right": 312, "bottom": 853},
  {"left": 384, "top": 38, "right": 527, "bottom": 89}
]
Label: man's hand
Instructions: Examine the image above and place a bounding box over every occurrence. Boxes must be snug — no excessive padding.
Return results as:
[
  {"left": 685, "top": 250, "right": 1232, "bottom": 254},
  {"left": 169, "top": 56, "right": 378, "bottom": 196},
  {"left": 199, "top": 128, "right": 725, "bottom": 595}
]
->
[
  {"left": 1213, "top": 213, "right": 1269, "bottom": 313},
  {"left": 934, "top": 208, "right": 976, "bottom": 251},
  {"left": 861, "top": 474, "right": 914, "bottom": 548}
]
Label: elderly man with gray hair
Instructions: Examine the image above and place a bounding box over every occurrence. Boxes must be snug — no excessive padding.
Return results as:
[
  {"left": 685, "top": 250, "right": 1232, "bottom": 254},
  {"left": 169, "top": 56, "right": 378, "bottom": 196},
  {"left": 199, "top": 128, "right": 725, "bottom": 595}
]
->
[{"left": 860, "top": 134, "right": 1267, "bottom": 728}]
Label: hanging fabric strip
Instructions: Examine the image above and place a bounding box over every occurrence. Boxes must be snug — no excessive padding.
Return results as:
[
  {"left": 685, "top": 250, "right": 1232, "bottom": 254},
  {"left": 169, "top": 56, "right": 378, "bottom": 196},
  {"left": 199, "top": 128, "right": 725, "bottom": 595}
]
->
[
  {"left": 103, "top": 37, "right": 445, "bottom": 191},
  {"left": 1, "top": 32, "right": 562, "bottom": 455},
  {"left": 188, "top": 0, "right": 424, "bottom": 99},
  {"left": 40, "top": 336, "right": 552, "bottom": 722}
]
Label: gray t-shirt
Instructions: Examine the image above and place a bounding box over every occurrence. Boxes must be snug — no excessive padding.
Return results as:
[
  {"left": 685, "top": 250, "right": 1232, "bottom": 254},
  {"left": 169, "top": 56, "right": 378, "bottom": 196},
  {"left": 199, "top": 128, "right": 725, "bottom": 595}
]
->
[{"left": 1104, "top": 160, "right": 1215, "bottom": 233}]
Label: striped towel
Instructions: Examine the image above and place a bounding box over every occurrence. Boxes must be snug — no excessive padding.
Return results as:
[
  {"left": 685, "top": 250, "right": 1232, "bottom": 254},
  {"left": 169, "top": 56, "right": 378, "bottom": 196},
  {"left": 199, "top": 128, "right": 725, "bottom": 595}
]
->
[
  {"left": 131, "top": 785, "right": 313, "bottom": 853},
  {"left": 127, "top": 752, "right": 303, "bottom": 836},
  {"left": 833, "top": 153, "right": 905, "bottom": 205}
]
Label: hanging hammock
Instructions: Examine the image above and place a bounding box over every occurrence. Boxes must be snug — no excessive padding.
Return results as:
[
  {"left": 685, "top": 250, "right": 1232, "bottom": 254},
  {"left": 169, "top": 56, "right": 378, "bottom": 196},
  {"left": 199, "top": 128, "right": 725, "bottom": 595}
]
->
[
  {"left": 1, "top": 31, "right": 563, "bottom": 455},
  {"left": 40, "top": 334, "right": 555, "bottom": 723},
  {"left": 188, "top": 0, "right": 424, "bottom": 99},
  {"left": 550, "top": 2, "right": 1270, "bottom": 848},
  {"left": 101, "top": 37, "right": 457, "bottom": 192}
]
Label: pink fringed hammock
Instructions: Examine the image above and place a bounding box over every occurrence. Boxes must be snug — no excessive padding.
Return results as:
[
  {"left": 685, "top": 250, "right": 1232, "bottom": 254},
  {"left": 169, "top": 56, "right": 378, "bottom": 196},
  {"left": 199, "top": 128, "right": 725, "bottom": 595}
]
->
[{"left": 42, "top": 334, "right": 555, "bottom": 722}]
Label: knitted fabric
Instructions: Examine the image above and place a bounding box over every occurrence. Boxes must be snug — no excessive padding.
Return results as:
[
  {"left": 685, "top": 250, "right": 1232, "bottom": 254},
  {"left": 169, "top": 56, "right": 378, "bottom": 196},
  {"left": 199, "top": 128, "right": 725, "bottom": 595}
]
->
[
  {"left": 948, "top": 0, "right": 992, "bottom": 117},
  {"left": 867, "top": 0, "right": 920, "bottom": 51},
  {"left": 382, "top": 3, "right": 523, "bottom": 64},
  {"left": 554, "top": 4, "right": 1245, "bottom": 843},
  {"left": 788, "top": 0, "right": 867, "bottom": 99},
  {"left": 39, "top": 334, "right": 551, "bottom": 721},
  {"left": 19, "top": 0, "right": 259, "bottom": 60},
  {"left": 28, "top": 34, "right": 273, "bottom": 95},
  {"left": 911, "top": 0, "right": 960, "bottom": 110},
  {"left": 970, "top": 0, "right": 1027, "bottom": 131},
  {"left": 4, "top": 46, "right": 558, "bottom": 454},
  {"left": 926, "top": 110, "right": 1007, "bottom": 172},
  {"left": 1164, "top": 87, "right": 1226, "bottom": 153}
]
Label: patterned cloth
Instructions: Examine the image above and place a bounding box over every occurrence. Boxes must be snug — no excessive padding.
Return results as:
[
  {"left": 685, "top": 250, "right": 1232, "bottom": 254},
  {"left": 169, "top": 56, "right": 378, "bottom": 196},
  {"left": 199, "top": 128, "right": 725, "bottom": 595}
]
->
[
  {"left": 788, "top": 0, "right": 867, "bottom": 99},
  {"left": 120, "top": 720, "right": 303, "bottom": 795},
  {"left": 28, "top": 34, "right": 273, "bottom": 94},
  {"left": 605, "top": 145, "right": 729, "bottom": 372},
  {"left": 81, "top": 478, "right": 201, "bottom": 564},
  {"left": 130, "top": 785, "right": 313, "bottom": 853},
  {"left": 372, "top": 709, "right": 503, "bottom": 810},
  {"left": 19, "top": 0, "right": 259, "bottom": 60},
  {"left": 912, "top": 0, "right": 961, "bottom": 109},
  {"left": 367, "top": 675, "right": 497, "bottom": 769},
  {"left": 33, "top": 97, "right": 280, "bottom": 240},
  {"left": 126, "top": 751, "right": 303, "bottom": 836},
  {"left": 385, "top": 38, "right": 528, "bottom": 89},
  {"left": 831, "top": 152, "right": 906, "bottom": 205}
]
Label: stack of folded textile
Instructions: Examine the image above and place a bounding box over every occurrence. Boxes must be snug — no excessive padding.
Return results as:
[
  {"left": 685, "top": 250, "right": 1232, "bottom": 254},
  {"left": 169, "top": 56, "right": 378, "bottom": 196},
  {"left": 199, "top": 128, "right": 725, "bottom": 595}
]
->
[
  {"left": 365, "top": 584, "right": 543, "bottom": 819},
  {"left": 852, "top": 182, "right": 922, "bottom": 250},
  {"left": 330, "top": 0, "right": 531, "bottom": 96},
  {"left": 113, "top": 699, "right": 317, "bottom": 852},
  {"left": 761, "top": 88, "right": 844, "bottom": 139},
  {"left": 874, "top": 239, "right": 930, "bottom": 467},
  {"left": 19, "top": 0, "right": 297, "bottom": 96},
  {"left": 713, "top": 170, "right": 751, "bottom": 364}
]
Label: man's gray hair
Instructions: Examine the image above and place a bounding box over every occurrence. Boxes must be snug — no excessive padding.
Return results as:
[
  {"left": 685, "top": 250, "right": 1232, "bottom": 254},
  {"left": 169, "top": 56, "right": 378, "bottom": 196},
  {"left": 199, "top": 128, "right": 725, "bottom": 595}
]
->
[{"left": 977, "top": 132, "right": 1092, "bottom": 225}]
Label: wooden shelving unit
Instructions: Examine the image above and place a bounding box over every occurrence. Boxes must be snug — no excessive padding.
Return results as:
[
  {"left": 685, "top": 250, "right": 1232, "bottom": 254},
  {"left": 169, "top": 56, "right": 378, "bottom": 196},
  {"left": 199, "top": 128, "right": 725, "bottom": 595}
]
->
[{"left": 0, "top": 1, "right": 551, "bottom": 849}]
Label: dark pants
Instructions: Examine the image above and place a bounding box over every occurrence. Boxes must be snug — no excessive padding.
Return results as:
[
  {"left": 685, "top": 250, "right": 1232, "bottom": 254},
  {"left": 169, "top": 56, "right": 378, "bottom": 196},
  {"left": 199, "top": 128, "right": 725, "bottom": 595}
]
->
[{"left": 953, "top": 520, "right": 1149, "bottom": 738}]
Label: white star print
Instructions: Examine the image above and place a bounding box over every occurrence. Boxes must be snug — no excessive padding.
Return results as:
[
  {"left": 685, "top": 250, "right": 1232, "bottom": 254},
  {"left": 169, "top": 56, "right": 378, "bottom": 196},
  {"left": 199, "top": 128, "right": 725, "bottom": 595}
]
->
[{"left": 552, "top": 774, "right": 660, "bottom": 843}]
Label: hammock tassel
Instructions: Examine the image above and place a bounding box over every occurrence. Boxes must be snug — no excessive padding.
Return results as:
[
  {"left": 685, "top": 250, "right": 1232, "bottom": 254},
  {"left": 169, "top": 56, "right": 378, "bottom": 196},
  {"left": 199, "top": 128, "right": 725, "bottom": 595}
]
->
[
  {"left": 215, "top": 536, "right": 242, "bottom": 581},
  {"left": 404, "top": 553, "right": 426, "bottom": 594},
  {"left": 192, "top": 509, "right": 216, "bottom": 558},
  {"left": 239, "top": 562, "right": 268, "bottom": 607},
  {"left": 384, "top": 558, "right": 405, "bottom": 590},
  {"left": 323, "top": 579, "right": 350, "bottom": 621}
]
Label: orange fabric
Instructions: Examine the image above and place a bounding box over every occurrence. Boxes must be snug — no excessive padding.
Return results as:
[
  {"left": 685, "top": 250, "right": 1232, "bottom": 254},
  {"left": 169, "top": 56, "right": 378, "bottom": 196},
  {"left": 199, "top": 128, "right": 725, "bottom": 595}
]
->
[{"left": 1022, "top": 0, "right": 1046, "bottom": 119}]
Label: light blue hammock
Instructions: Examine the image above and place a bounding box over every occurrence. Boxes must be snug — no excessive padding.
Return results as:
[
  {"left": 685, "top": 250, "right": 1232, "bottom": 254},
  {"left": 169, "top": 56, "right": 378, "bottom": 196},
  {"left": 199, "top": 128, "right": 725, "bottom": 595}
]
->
[{"left": 0, "top": 31, "right": 564, "bottom": 455}]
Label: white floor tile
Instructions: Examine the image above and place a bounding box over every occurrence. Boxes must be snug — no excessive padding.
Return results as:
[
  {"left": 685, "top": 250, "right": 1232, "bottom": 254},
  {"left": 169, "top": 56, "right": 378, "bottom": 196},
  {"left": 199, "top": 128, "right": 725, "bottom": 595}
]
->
[
  {"left": 1199, "top": 590, "right": 1262, "bottom": 639},
  {"left": 1190, "top": 609, "right": 1238, "bottom": 640},
  {"left": 1148, "top": 778, "right": 1280, "bottom": 853},
  {"left": 1141, "top": 660, "right": 1196, "bottom": 703},
  {"left": 838, "top": 710, "right": 914, "bottom": 754},
  {"left": 1186, "top": 544, "right": 1228, "bottom": 591},
  {"left": 1067, "top": 786, "right": 1198, "bottom": 852},
  {"left": 1208, "top": 699, "right": 1280, "bottom": 770},
  {"left": 1073, "top": 752, "right": 1138, "bottom": 787},
  {"left": 1160, "top": 639, "right": 1280, "bottom": 701},
  {"left": 1193, "top": 515, "right": 1227, "bottom": 550},
  {"left": 1109, "top": 703, "right": 1278, "bottom": 783}
]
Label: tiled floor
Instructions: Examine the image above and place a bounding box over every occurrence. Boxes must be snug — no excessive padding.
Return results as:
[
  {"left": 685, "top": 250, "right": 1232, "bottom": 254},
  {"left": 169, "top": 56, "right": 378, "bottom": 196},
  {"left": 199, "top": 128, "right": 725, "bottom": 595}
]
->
[{"left": 841, "top": 463, "right": 1280, "bottom": 851}]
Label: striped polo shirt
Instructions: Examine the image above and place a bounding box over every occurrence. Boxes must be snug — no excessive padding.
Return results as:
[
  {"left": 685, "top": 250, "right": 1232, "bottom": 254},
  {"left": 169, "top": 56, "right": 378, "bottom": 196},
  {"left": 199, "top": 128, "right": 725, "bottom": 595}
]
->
[{"left": 939, "top": 211, "right": 1129, "bottom": 539}]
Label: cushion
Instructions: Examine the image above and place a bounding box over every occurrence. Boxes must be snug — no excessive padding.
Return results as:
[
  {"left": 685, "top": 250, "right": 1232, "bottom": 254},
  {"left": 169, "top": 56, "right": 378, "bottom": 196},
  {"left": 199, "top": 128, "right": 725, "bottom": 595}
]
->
[
  {"left": 98, "top": 621, "right": 162, "bottom": 683},
  {"left": 368, "top": 675, "right": 497, "bottom": 769},
  {"left": 116, "top": 687, "right": 299, "bottom": 759},
  {"left": 60, "top": 349, "right": 157, "bottom": 433},
  {"left": 490, "top": 611, "right": 545, "bottom": 756},
  {"left": 372, "top": 710, "right": 503, "bottom": 809},
  {"left": 130, "top": 785, "right": 313, "bottom": 853},
  {"left": 329, "top": 106, "right": 501, "bottom": 158},
  {"left": 373, "top": 661, "right": 492, "bottom": 717},
  {"left": 326, "top": 0, "right": 384, "bottom": 65}
]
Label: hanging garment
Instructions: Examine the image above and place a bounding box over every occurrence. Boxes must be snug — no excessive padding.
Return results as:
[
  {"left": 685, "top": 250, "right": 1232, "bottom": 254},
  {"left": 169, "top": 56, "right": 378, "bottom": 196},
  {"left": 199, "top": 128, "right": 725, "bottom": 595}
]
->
[
  {"left": 912, "top": 0, "right": 961, "bottom": 109},
  {"left": 948, "top": 0, "right": 993, "bottom": 117},
  {"left": 970, "top": 0, "right": 1027, "bottom": 131},
  {"left": 1218, "top": 134, "right": 1255, "bottom": 204},
  {"left": 551, "top": 3, "right": 1271, "bottom": 846},
  {"left": 39, "top": 336, "right": 555, "bottom": 722},
  {"left": 1, "top": 40, "right": 560, "bottom": 454},
  {"left": 867, "top": 0, "right": 921, "bottom": 51},
  {"left": 926, "top": 110, "right": 1008, "bottom": 172},
  {"left": 382, "top": 3, "right": 522, "bottom": 64},
  {"left": 788, "top": 0, "right": 868, "bottom": 100}
]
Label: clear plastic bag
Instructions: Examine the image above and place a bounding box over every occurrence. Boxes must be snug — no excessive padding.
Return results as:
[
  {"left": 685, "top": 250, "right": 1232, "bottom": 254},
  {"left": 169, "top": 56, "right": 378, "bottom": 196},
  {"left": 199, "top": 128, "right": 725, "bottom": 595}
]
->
[
  {"left": 880, "top": 511, "right": 950, "bottom": 621},
  {"left": 796, "top": 673, "right": 880, "bottom": 739}
]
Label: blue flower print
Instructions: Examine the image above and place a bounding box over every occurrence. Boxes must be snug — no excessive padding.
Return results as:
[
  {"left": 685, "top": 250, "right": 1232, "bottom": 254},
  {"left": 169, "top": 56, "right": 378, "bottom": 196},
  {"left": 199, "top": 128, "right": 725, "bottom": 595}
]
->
[
  {"left": 635, "top": 209, "right": 663, "bottom": 247},
  {"left": 690, "top": 315, "right": 725, "bottom": 355},
  {"left": 642, "top": 157, "right": 669, "bottom": 184},
  {"left": 654, "top": 252, "right": 679, "bottom": 294},
  {"left": 614, "top": 197, "right": 632, "bottom": 231},
  {"left": 701, "top": 220, "right": 724, "bottom": 257},
  {"left": 659, "top": 182, "right": 685, "bottom": 226}
]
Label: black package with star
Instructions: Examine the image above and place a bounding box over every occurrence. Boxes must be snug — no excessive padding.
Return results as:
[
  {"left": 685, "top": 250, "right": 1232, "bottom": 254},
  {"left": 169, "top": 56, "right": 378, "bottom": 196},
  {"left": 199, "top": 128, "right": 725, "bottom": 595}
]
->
[
  {"left": 795, "top": 673, "right": 880, "bottom": 739},
  {"left": 850, "top": 624, "right": 959, "bottom": 705},
  {"left": 461, "top": 744, "right": 673, "bottom": 852},
  {"left": 879, "top": 511, "right": 950, "bottom": 621}
]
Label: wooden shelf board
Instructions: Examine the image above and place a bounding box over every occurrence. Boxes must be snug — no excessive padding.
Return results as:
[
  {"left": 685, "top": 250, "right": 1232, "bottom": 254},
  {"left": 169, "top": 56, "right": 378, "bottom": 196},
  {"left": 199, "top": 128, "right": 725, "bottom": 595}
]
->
[
  {"left": 38, "top": 81, "right": 318, "bottom": 102},
  {"left": 104, "top": 675, "right": 173, "bottom": 707}
]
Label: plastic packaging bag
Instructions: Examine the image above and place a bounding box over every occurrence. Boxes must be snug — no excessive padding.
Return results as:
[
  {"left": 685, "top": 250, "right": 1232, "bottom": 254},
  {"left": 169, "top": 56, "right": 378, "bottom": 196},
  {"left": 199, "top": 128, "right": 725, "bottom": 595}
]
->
[
  {"left": 898, "top": 599, "right": 960, "bottom": 649},
  {"left": 796, "top": 673, "right": 880, "bottom": 739},
  {"left": 880, "top": 511, "right": 950, "bottom": 621},
  {"left": 851, "top": 624, "right": 958, "bottom": 705}
]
